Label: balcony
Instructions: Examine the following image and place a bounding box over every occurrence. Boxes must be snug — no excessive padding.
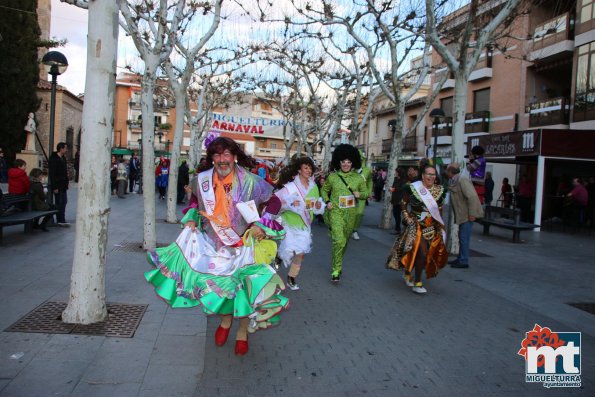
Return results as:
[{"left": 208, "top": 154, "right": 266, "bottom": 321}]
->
[
  {"left": 127, "top": 119, "right": 142, "bottom": 129},
  {"left": 382, "top": 138, "right": 393, "bottom": 154},
  {"left": 527, "top": 97, "right": 569, "bottom": 127},
  {"left": 402, "top": 135, "right": 417, "bottom": 152},
  {"left": 573, "top": 92, "right": 595, "bottom": 123},
  {"left": 468, "top": 54, "right": 493, "bottom": 82},
  {"left": 529, "top": 12, "right": 574, "bottom": 62},
  {"left": 435, "top": 117, "right": 453, "bottom": 137},
  {"left": 465, "top": 111, "right": 490, "bottom": 133}
]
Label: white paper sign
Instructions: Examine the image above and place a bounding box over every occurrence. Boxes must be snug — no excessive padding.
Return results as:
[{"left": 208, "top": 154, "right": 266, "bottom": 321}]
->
[{"left": 235, "top": 200, "right": 260, "bottom": 223}]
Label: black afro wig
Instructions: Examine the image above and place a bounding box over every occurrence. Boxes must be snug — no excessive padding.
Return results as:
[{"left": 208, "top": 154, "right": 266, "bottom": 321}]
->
[{"left": 331, "top": 144, "right": 361, "bottom": 171}]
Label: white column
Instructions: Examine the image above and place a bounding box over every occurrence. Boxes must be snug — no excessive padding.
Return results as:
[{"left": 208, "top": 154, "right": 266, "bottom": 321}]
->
[{"left": 534, "top": 155, "right": 545, "bottom": 231}]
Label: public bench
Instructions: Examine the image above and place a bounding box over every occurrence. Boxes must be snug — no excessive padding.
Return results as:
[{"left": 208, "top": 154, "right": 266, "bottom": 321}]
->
[
  {"left": 0, "top": 193, "right": 58, "bottom": 244},
  {"left": 477, "top": 206, "right": 539, "bottom": 243}
]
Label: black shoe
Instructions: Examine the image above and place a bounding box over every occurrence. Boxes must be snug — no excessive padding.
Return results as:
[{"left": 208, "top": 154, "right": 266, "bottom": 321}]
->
[
  {"left": 287, "top": 276, "right": 299, "bottom": 290},
  {"left": 41, "top": 226, "right": 49, "bottom": 232},
  {"left": 331, "top": 273, "right": 341, "bottom": 283},
  {"left": 451, "top": 263, "right": 469, "bottom": 268},
  {"left": 448, "top": 259, "right": 460, "bottom": 265}
]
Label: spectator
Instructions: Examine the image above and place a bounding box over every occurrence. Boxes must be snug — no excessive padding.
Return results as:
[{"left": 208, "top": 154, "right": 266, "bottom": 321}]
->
[
  {"left": 516, "top": 175, "right": 534, "bottom": 222},
  {"left": 129, "top": 153, "right": 140, "bottom": 193},
  {"left": 155, "top": 158, "right": 170, "bottom": 200},
  {"left": 48, "top": 142, "right": 70, "bottom": 226},
  {"left": 390, "top": 168, "right": 406, "bottom": 234},
  {"left": 116, "top": 158, "right": 128, "bottom": 199},
  {"left": 566, "top": 177, "right": 589, "bottom": 225},
  {"left": 8, "top": 159, "right": 30, "bottom": 195},
  {"left": 110, "top": 155, "right": 118, "bottom": 195},
  {"left": 407, "top": 166, "right": 419, "bottom": 183},
  {"left": 29, "top": 168, "right": 52, "bottom": 231},
  {"left": 466, "top": 145, "right": 487, "bottom": 203},
  {"left": 446, "top": 163, "right": 484, "bottom": 269},
  {"left": 0, "top": 148, "right": 8, "bottom": 183},
  {"left": 587, "top": 176, "right": 595, "bottom": 229},
  {"left": 499, "top": 177, "right": 513, "bottom": 208},
  {"left": 73, "top": 151, "right": 80, "bottom": 183},
  {"left": 373, "top": 169, "right": 385, "bottom": 202},
  {"left": 177, "top": 160, "right": 190, "bottom": 204},
  {"left": 484, "top": 172, "right": 495, "bottom": 206}
]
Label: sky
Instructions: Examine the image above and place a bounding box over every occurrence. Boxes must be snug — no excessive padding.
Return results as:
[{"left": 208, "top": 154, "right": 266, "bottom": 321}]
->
[{"left": 50, "top": 0, "right": 89, "bottom": 95}]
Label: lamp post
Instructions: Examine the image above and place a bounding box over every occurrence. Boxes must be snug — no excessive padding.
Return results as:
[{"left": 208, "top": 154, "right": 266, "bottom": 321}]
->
[
  {"left": 429, "top": 108, "right": 445, "bottom": 167},
  {"left": 41, "top": 51, "right": 68, "bottom": 205}
]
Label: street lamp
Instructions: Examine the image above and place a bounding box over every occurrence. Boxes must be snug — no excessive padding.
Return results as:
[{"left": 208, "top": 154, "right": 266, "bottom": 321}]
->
[
  {"left": 42, "top": 51, "right": 68, "bottom": 205},
  {"left": 429, "top": 108, "right": 445, "bottom": 166}
]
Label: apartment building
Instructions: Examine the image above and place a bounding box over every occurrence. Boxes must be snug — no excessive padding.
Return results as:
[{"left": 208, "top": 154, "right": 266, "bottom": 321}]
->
[
  {"left": 356, "top": 74, "right": 431, "bottom": 170},
  {"left": 112, "top": 75, "right": 305, "bottom": 162},
  {"left": 422, "top": 0, "right": 595, "bottom": 225}
]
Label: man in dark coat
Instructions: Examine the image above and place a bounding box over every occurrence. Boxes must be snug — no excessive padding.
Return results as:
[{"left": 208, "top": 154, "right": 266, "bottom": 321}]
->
[
  {"left": 48, "top": 142, "right": 70, "bottom": 226},
  {"left": 177, "top": 161, "right": 190, "bottom": 204}
]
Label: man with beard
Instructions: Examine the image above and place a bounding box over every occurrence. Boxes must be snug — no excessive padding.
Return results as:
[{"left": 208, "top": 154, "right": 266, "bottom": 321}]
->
[{"left": 145, "top": 137, "right": 288, "bottom": 356}]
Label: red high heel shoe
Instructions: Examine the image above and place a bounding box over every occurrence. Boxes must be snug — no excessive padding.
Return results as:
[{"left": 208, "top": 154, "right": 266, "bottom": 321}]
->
[
  {"left": 215, "top": 325, "right": 231, "bottom": 346},
  {"left": 234, "top": 339, "right": 249, "bottom": 356}
]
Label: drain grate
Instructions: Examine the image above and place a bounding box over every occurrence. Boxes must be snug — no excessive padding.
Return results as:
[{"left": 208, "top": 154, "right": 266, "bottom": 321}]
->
[
  {"left": 469, "top": 249, "right": 492, "bottom": 257},
  {"left": 5, "top": 301, "right": 148, "bottom": 338},
  {"left": 568, "top": 302, "right": 595, "bottom": 315},
  {"left": 112, "top": 241, "right": 168, "bottom": 252}
]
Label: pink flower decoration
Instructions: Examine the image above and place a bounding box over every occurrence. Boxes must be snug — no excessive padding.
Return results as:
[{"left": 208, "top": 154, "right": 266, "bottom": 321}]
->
[{"left": 208, "top": 262, "right": 216, "bottom": 269}]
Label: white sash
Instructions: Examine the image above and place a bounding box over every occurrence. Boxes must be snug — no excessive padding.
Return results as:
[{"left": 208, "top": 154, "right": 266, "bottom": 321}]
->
[
  {"left": 285, "top": 180, "right": 312, "bottom": 225},
  {"left": 198, "top": 168, "right": 242, "bottom": 246},
  {"left": 412, "top": 181, "right": 446, "bottom": 242}
]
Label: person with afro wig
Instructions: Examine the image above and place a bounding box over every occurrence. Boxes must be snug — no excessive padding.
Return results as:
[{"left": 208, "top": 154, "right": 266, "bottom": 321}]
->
[{"left": 321, "top": 144, "right": 369, "bottom": 282}]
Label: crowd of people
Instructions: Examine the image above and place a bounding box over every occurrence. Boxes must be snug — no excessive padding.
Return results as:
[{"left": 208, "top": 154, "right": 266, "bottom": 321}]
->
[{"left": 141, "top": 138, "right": 493, "bottom": 359}]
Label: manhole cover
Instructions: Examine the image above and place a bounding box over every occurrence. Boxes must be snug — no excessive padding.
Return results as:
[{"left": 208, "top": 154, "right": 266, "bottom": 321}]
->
[
  {"left": 112, "top": 241, "right": 168, "bottom": 252},
  {"left": 5, "top": 301, "right": 148, "bottom": 338},
  {"left": 568, "top": 302, "right": 595, "bottom": 315}
]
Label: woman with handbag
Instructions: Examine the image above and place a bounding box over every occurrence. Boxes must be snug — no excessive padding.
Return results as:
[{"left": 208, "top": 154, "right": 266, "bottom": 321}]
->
[
  {"left": 321, "top": 144, "right": 368, "bottom": 283},
  {"left": 386, "top": 161, "right": 448, "bottom": 294}
]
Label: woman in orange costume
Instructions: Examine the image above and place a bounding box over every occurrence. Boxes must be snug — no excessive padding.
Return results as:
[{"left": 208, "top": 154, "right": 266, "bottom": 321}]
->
[{"left": 386, "top": 162, "right": 448, "bottom": 294}]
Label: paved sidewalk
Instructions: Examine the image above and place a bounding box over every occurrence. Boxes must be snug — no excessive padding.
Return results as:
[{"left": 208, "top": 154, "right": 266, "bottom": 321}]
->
[{"left": 0, "top": 189, "right": 593, "bottom": 396}]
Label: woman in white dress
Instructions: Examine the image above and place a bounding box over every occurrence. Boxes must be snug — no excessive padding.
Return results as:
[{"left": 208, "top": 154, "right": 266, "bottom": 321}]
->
[{"left": 275, "top": 157, "right": 325, "bottom": 290}]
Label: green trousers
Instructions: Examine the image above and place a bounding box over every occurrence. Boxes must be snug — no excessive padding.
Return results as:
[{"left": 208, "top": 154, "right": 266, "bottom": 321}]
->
[{"left": 328, "top": 207, "right": 357, "bottom": 276}]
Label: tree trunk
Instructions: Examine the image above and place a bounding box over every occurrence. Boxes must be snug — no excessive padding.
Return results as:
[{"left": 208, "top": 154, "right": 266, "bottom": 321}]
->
[
  {"left": 166, "top": 87, "right": 187, "bottom": 223},
  {"left": 446, "top": 72, "right": 470, "bottom": 255},
  {"left": 451, "top": 73, "right": 469, "bottom": 166},
  {"left": 62, "top": 0, "right": 118, "bottom": 324},
  {"left": 379, "top": 105, "right": 404, "bottom": 229},
  {"left": 141, "top": 70, "right": 158, "bottom": 250}
]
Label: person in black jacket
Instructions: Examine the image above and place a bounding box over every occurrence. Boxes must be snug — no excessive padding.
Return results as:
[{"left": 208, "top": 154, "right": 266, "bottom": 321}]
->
[
  {"left": 48, "top": 142, "right": 70, "bottom": 226},
  {"left": 177, "top": 161, "right": 190, "bottom": 204}
]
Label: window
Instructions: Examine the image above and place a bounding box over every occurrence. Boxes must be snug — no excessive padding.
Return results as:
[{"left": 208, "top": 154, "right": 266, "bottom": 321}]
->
[
  {"left": 473, "top": 88, "right": 491, "bottom": 112},
  {"left": 440, "top": 96, "right": 453, "bottom": 117},
  {"left": 581, "top": 0, "right": 594, "bottom": 24},
  {"left": 574, "top": 43, "right": 595, "bottom": 122},
  {"left": 271, "top": 143, "right": 277, "bottom": 149}
]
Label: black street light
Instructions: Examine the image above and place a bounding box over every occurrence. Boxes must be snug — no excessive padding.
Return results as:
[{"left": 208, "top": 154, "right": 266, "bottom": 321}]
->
[
  {"left": 42, "top": 51, "right": 68, "bottom": 205},
  {"left": 429, "top": 108, "right": 445, "bottom": 166}
]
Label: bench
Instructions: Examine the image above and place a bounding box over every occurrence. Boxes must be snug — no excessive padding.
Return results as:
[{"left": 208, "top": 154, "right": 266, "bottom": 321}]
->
[
  {"left": 477, "top": 206, "right": 539, "bottom": 243},
  {"left": 0, "top": 193, "right": 58, "bottom": 244}
]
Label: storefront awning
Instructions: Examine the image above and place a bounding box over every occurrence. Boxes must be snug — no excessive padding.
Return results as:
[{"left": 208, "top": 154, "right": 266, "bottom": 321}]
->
[{"left": 111, "top": 148, "right": 133, "bottom": 155}]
